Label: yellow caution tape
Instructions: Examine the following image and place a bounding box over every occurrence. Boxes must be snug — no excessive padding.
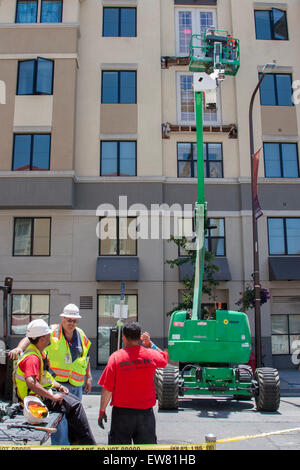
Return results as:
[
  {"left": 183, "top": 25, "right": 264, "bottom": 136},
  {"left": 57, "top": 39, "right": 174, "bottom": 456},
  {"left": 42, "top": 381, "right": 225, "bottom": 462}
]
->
[
  {"left": 216, "top": 427, "right": 300, "bottom": 444},
  {"left": 1, "top": 427, "right": 299, "bottom": 450},
  {"left": 0, "top": 443, "right": 213, "bottom": 451}
]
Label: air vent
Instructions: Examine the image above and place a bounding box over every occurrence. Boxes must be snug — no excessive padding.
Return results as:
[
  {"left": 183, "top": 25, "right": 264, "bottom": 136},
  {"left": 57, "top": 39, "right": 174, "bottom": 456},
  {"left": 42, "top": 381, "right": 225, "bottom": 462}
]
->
[
  {"left": 273, "top": 296, "right": 300, "bottom": 304},
  {"left": 80, "top": 296, "right": 93, "bottom": 310}
]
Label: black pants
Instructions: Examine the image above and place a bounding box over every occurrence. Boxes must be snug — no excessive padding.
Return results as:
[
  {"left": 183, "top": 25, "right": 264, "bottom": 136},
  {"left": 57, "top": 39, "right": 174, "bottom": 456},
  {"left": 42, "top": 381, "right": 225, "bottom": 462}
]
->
[
  {"left": 108, "top": 407, "right": 157, "bottom": 445},
  {"left": 44, "top": 392, "right": 96, "bottom": 445}
]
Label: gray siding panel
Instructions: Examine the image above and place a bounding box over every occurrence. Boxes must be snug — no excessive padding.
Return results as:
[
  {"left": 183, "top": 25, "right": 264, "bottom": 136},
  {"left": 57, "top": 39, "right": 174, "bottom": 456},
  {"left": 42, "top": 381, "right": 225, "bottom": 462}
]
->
[
  {"left": 269, "top": 257, "right": 300, "bottom": 281},
  {"left": 0, "top": 177, "right": 74, "bottom": 208},
  {"left": 96, "top": 256, "right": 139, "bottom": 281}
]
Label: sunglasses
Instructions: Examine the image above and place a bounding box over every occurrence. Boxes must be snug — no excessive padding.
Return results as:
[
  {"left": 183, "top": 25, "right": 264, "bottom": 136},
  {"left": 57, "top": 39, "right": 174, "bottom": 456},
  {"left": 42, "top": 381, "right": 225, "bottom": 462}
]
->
[{"left": 64, "top": 318, "right": 78, "bottom": 324}]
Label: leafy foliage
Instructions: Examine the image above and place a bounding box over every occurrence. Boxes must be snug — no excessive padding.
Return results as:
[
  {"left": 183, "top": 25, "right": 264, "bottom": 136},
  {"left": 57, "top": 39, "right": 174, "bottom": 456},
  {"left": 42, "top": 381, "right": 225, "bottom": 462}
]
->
[
  {"left": 235, "top": 284, "right": 270, "bottom": 312},
  {"left": 166, "top": 235, "right": 219, "bottom": 316}
]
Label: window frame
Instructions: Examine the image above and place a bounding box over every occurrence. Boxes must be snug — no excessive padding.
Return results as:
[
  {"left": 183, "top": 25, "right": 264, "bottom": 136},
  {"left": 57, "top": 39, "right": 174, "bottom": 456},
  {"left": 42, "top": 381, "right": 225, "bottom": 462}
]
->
[
  {"left": 40, "top": 0, "right": 63, "bottom": 23},
  {"left": 17, "top": 58, "right": 54, "bottom": 96},
  {"left": 259, "top": 73, "right": 293, "bottom": 106},
  {"left": 205, "top": 217, "right": 226, "bottom": 257},
  {"left": 97, "top": 293, "right": 138, "bottom": 364},
  {"left": 102, "top": 6, "right": 137, "bottom": 37},
  {"left": 101, "top": 70, "right": 137, "bottom": 104},
  {"left": 254, "top": 8, "right": 289, "bottom": 41},
  {"left": 100, "top": 140, "right": 137, "bottom": 177},
  {"left": 12, "top": 133, "right": 51, "bottom": 171},
  {"left": 268, "top": 217, "right": 300, "bottom": 256},
  {"left": 177, "top": 142, "right": 223, "bottom": 178},
  {"left": 178, "top": 217, "right": 226, "bottom": 257},
  {"left": 175, "top": 8, "right": 217, "bottom": 57},
  {"left": 15, "top": 0, "right": 63, "bottom": 24},
  {"left": 15, "top": 0, "right": 38, "bottom": 23},
  {"left": 176, "top": 72, "right": 221, "bottom": 125},
  {"left": 98, "top": 216, "right": 137, "bottom": 257},
  {"left": 271, "top": 314, "right": 300, "bottom": 356},
  {"left": 263, "top": 142, "right": 300, "bottom": 178},
  {"left": 10, "top": 293, "right": 50, "bottom": 335},
  {"left": 13, "top": 217, "right": 52, "bottom": 257}
]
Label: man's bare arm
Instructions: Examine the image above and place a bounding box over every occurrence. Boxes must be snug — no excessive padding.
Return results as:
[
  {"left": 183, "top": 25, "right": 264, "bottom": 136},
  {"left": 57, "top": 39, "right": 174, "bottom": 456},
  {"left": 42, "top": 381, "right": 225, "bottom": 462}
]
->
[{"left": 8, "top": 337, "right": 30, "bottom": 359}]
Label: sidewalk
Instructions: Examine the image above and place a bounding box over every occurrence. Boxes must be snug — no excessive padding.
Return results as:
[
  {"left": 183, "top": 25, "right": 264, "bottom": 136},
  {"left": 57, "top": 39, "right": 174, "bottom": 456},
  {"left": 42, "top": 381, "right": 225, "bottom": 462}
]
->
[
  {"left": 278, "top": 369, "right": 300, "bottom": 396},
  {"left": 90, "top": 368, "right": 300, "bottom": 396}
]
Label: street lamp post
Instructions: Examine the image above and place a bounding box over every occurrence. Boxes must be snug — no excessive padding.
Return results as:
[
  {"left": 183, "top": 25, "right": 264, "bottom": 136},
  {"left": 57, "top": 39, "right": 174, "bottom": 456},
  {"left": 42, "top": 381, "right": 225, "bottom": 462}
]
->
[{"left": 249, "top": 62, "right": 276, "bottom": 369}]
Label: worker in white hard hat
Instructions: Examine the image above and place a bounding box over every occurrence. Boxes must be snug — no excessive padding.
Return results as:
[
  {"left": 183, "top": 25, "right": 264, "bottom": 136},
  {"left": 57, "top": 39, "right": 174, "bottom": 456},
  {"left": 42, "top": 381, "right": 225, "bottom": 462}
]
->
[
  {"left": 14, "top": 319, "right": 96, "bottom": 445},
  {"left": 9, "top": 303, "right": 92, "bottom": 445}
]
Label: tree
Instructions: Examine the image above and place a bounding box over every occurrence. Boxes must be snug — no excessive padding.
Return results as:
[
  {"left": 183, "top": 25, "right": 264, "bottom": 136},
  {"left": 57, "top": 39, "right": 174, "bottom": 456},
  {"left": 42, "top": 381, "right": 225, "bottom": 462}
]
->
[{"left": 166, "top": 235, "right": 219, "bottom": 316}]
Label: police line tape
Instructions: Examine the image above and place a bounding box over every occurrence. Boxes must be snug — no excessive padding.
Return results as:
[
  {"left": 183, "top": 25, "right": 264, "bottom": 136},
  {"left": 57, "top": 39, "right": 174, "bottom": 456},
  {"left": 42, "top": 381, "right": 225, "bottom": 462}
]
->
[
  {"left": 216, "top": 426, "right": 300, "bottom": 445},
  {"left": 0, "top": 443, "right": 213, "bottom": 451},
  {"left": 0, "top": 427, "right": 300, "bottom": 450}
]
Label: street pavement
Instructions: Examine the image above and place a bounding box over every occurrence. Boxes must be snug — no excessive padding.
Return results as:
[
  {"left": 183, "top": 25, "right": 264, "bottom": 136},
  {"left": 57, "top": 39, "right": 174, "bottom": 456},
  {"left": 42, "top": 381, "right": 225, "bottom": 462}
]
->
[
  {"left": 42, "top": 368, "right": 300, "bottom": 450},
  {"left": 80, "top": 368, "right": 300, "bottom": 451}
]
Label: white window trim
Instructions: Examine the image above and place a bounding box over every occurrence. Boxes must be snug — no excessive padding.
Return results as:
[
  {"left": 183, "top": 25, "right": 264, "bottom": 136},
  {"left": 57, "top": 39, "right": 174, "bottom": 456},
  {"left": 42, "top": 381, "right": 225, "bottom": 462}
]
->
[
  {"left": 175, "top": 7, "right": 217, "bottom": 57},
  {"left": 176, "top": 72, "right": 222, "bottom": 126}
]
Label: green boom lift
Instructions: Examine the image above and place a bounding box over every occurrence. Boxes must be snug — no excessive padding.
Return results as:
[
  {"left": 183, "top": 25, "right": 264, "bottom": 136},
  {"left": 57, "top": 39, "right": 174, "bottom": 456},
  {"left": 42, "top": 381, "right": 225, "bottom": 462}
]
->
[{"left": 155, "top": 29, "right": 280, "bottom": 412}]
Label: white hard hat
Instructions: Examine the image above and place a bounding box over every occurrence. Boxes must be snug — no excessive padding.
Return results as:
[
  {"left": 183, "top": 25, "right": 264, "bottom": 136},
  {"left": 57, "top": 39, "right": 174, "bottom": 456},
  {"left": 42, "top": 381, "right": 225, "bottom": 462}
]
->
[
  {"left": 26, "top": 319, "right": 52, "bottom": 338},
  {"left": 60, "top": 303, "right": 81, "bottom": 319},
  {"left": 23, "top": 396, "right": 49, "bottom": 425}
]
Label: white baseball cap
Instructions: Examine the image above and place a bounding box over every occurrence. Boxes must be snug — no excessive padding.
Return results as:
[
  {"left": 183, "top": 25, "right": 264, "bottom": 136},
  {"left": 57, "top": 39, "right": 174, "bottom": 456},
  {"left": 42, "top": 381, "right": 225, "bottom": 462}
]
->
[
  {"left": 60, "top": 303, "right": 82, "bottom": 319},
  {"left": 26, "top": 319, "right": 52, "bottom": 338}
]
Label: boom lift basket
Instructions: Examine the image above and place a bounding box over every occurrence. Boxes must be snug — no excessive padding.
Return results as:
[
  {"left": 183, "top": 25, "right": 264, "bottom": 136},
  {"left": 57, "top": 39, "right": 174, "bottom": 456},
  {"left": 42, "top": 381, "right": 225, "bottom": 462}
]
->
[{"left": 189, "top": 29, "right": 240, "bottom": 76}]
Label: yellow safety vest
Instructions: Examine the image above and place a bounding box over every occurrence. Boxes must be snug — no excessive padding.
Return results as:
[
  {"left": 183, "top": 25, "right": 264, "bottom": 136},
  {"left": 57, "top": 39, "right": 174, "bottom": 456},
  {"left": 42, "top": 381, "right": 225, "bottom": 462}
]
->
[
  {"left": 15, "top": 344, "right": 55, "bottom": 402},
  {"left": 46, "top": 324, "right": 91, "bottom": 387}
]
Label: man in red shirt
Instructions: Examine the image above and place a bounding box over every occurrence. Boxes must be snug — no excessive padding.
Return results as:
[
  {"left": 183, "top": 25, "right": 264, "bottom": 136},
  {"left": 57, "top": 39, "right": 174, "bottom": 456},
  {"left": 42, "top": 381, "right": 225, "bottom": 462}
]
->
[{"left": 98, "top": 322, "right": 168, "bottom": 445}]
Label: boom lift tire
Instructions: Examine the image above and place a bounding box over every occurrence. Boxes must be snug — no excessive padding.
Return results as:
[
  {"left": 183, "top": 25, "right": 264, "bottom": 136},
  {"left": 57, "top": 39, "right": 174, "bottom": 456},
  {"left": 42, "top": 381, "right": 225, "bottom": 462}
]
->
[
  {"left": 254, "top": 367, "right": 280, "bottom": 412},
  {"left": 155, "top": 364, "right": 179, "bottom": 410}
]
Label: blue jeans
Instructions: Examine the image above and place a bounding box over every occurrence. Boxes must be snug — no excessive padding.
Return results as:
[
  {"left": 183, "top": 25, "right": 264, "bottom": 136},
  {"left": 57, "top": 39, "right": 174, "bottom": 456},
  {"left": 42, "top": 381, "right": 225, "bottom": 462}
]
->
[{"left": 51, "top": 383, "right": 83, "bottom": 446}]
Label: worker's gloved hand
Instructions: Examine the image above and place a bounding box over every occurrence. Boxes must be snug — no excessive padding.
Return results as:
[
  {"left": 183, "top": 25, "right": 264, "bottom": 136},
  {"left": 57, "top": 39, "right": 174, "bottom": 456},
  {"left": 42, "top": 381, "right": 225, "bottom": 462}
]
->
[{"left": 98, "top": 410, "right": 107, "bottom": 429}]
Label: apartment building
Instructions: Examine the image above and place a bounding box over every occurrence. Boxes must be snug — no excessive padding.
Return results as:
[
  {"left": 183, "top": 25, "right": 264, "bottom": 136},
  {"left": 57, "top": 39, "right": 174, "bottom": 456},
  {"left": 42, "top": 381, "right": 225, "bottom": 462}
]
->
[{"left": 0, "top": 0, "right": 299, "bottom": 369}]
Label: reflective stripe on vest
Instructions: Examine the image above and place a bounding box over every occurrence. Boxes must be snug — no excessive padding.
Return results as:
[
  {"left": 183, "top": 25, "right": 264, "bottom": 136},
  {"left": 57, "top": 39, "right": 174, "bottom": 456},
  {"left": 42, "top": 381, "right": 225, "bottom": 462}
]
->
[
  {"left": 15, "top": 344, "right": 55, "bottom": 402},
  {"left": 47, "top": 324, "right": 91, "bottom": 387}
]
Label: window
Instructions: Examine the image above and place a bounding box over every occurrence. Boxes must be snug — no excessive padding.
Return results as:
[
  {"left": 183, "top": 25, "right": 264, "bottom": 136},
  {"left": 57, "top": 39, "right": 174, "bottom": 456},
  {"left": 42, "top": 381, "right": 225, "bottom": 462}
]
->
[
  {"left": 17, "top": 58, "right": 54, "bottom": 95},
  {"left": 268, "top": 218, "right": 300, "bottom": 255},
  {"left": 99, "top": 217, "right": 137, "bottom": 256},
  {"left": 201, "top": 303, "right": 227, "bottom": 320},
  {"left": 101, "top": 141, "right": 136, "bottom": 176},
  {"left": 254, "top": 8, "right": 288, "bottom": 40},
  {"left": 264, "top": 143, "right": 299, "bottom": 178},
  {"left": 16, "top": 0, "right": 38, "bottom": 23},
  {"left": 205, "top": 218, "right": 225, "bottom": 256},
  {"left": 272, "top": 314, "right": 300, "bottom": 355},
  {"left": 97, "top": 294, "right": 137, "bottom": 363},
  {"left": 177, "top": 143, "right": 223, "bottom": 178},
  {"left": 101, "top": 71, "right": 136, "bottom": 104},
  {"left": 40, "top": 0, "right": 62, "bottom": 23},
  {"left": 12, "top": 134, "right": 51, "bottom": 171},
  {"left": 175, "top": 9, "right": 216, "bottom": 56},
  {"left": 259, "top": 73, "right": 293, "bottom": 106},
  {"left": 13, "top": 217, "right": 51, "bottom": 256},
  {"left": 16, "top": 0, "right": 62, "bottom": 23},
  {"left": 177, "top": 73, "right": 219, "bottom": 124},
  {"left": 178, "top": 217, "right": 225, "bottom": 257},
  {"left": 103, "top": 7, "right": 136, "bottom": 37},
  {"left": 11, "top": 293, "right": 50, "bottom": 335}
]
